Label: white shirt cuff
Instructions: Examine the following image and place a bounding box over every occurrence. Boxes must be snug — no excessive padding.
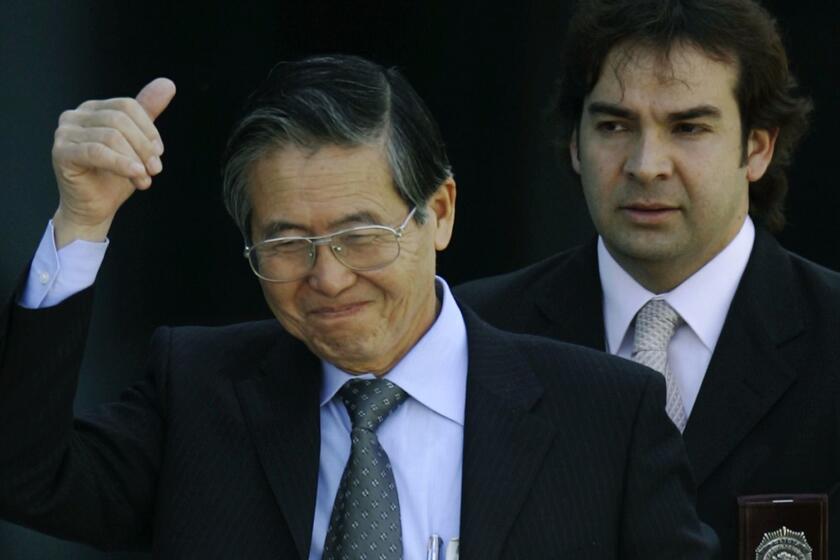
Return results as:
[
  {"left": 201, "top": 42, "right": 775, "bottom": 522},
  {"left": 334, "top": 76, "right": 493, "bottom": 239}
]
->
[{"left": 19, "top": 220, "right": 109, "bottom": 309}]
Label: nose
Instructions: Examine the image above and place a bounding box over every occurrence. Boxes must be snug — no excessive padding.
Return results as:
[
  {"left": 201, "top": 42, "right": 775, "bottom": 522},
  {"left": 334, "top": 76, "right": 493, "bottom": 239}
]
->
[
  {"left": 623, "top": 131, "right": 673, "bottom": 184},
  {"left": 306, "top": 243, "right": 356, "bottom": 296}
]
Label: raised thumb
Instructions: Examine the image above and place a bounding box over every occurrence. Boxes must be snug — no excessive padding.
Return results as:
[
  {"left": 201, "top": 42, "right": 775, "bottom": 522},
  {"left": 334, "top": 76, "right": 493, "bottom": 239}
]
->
[{"left": 135, "top": 77, "right": 177, "bottom": 121}]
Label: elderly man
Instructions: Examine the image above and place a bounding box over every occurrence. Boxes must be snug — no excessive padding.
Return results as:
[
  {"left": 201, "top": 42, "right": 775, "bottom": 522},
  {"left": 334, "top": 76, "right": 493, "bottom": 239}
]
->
[
  {"left": 0, "top": 55, "right": 715, "bottom": 558},
  {"left": 458, "top": 0, "right": 840, "bottom": 557}
]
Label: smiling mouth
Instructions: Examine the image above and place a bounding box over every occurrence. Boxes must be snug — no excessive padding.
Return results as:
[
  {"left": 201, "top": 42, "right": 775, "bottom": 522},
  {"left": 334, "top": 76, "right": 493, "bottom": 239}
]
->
[{"left": 308, "top": 302, "right": 370, "bottom": 319}]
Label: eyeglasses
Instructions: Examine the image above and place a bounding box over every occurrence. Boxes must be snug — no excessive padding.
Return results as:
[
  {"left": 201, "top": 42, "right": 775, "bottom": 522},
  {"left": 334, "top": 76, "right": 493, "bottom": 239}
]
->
[{"left": 244, "top": 207, "right": 417, "bottom": 282}]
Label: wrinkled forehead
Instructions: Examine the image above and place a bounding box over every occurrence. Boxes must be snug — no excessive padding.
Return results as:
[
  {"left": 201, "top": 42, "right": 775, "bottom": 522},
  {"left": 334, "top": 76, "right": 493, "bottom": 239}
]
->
[
  {"left": 250, "top": 142, "right": 392, "bottom": 196},
  {"left": 247, "top": 143, "right": 404, "bottom": 237}
]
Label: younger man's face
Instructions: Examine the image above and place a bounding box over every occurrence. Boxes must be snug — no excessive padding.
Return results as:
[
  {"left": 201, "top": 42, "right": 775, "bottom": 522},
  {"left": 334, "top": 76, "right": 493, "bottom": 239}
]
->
[{"left": 572, "top": 42, "right": 775, "bottom": 292}]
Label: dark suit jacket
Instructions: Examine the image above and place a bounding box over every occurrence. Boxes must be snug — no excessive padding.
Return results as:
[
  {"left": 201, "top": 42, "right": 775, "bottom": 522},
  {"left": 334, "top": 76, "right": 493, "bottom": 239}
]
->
[
  {"left": 457, "top": 227, "right": 840, "bottom": 557},
  {"left": 0, "top": 286, "right": 716, "bottom": 559}
]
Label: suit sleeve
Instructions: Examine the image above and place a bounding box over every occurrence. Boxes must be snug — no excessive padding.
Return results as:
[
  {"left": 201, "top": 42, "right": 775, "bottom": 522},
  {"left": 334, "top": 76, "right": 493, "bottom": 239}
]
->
[
  {"left": 0, "top": 286, "right": 165, "bottom": 549},
  {"left": 620, "top": 373, "right": 720, "bottom": 559}
]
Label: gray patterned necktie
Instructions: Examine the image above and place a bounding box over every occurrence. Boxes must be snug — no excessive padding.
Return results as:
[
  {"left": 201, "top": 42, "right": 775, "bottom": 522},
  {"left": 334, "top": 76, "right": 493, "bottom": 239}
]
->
[
  {"left": 323, "top": 378, "right": 408, "bottom": 560},
  {"left": 632, "top": 299, "right": 688, "bottom": 432}
]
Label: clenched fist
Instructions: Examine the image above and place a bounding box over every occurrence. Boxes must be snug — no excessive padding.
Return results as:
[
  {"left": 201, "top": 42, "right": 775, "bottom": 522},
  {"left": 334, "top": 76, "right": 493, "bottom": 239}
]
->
[{"left": 51, "top": 78, "right": 176, "bottom": 248}]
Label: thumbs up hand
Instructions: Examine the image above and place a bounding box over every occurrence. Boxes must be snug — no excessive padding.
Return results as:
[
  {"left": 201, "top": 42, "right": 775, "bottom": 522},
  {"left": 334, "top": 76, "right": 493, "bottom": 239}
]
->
[{"left": 51, "top": 78, "right": 177, "bottom": 248}]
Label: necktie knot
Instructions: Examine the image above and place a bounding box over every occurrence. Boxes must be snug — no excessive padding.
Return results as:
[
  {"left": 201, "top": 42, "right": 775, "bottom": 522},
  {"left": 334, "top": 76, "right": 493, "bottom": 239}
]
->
[
  {"left": 633, "top": 299, "right": 684, "bottom": 353},
  {"left": 339, "top": 378, "right": 407, "bottom": 432}
]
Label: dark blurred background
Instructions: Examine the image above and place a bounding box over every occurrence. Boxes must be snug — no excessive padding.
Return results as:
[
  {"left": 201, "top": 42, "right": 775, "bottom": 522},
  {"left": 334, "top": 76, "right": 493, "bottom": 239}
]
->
[{"left": 1, "top": 1, "right": 836, "bottom": 557}]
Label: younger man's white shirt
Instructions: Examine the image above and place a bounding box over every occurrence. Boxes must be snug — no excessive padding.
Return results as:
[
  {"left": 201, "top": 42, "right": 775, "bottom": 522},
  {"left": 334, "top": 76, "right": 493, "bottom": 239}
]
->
[{"left": 598, "top": 217, "right": 755, "bottom": 415}]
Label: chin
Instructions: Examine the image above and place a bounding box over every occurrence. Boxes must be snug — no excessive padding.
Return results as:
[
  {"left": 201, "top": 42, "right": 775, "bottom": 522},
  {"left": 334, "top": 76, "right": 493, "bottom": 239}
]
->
[
  {"left": 309, "top": 334, "right": 381, "bottom": 371},
  {"left": 609, "top": 231, "right": 685, "bottom": 260}
]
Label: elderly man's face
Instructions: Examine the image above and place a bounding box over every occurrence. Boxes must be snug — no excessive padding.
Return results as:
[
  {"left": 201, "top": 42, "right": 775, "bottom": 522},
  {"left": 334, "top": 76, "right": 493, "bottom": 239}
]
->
[
  {"left": 248, "top": 143, "right": 455, "bottom": 375},
  {"left": 572, "top": 43, "right": 776, "bottom": 292}
]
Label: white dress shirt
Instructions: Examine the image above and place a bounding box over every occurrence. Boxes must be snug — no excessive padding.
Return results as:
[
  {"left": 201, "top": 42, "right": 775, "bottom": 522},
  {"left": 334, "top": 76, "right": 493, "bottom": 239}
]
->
[
  {"left": 21, "top": 222, "right": 466, "bottom": 560},
  {"left": 598, "top": 217, "right": 755, "bottom": 415},
  {"left": 312, "top": 278, "right": 466, "bottom": 560},
  {"left": 20, "top": 220, "right": 108, "bottom": 309}
]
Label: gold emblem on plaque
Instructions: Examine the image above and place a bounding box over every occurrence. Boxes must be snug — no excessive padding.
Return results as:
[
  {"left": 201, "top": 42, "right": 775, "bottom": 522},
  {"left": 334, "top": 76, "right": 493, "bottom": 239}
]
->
[{"left": 754, "top": 526, "right": 812, "bottom": 560}]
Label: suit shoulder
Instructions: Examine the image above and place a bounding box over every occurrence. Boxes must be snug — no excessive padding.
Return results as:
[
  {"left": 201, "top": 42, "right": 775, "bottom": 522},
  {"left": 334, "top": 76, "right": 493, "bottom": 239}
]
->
[
  {"left": 486, "top": 327, "right": 664, "bottom": 430},
  {"left": 462, "top": 301, "right": 657, "bottom": 396},
  {"left": 455, "top": 246, "right": 586, "bottom": 314},
  {"left": 149, "top": 319, "right": 289, "bottom": 377},
  {"left": 156, "top": 318, "right": 284, "bottom": 347},
  {"left": 786, "top": 250, "right": 840, "bottom": 304},
  {"left": 512, "top": 330, "right": 656, "bottom": 388}
]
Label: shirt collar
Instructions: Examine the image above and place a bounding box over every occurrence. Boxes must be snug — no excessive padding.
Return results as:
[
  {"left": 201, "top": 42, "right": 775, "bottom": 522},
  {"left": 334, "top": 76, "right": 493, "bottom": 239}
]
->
[
  {"left": 599, "top": 216, "right": 755, "bottom": 353},
  {"left": 319, "top": 276, "right": 468, "bottom": 426}
]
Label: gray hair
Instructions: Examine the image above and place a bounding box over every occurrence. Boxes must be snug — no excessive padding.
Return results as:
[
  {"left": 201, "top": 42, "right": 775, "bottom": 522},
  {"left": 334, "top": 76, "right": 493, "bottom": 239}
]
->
[{"left": 221, "top": 55, "right": 453, "bottom": 242}]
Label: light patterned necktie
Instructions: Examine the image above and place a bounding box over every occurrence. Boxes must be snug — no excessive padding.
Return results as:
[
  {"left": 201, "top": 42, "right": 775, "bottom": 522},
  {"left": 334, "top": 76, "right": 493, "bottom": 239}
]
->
[
  {"left": 323, "top": 378, "right": 408, "bottom": 560},
  {"left": 632, "top": 299, "right": 688, "bottom": 432}
]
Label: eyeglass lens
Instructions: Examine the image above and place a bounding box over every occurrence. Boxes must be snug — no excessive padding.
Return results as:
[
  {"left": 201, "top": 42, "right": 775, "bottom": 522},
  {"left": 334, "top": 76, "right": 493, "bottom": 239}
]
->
[{"left": 250, "top": 227, "right": 401, "bottom": 282}]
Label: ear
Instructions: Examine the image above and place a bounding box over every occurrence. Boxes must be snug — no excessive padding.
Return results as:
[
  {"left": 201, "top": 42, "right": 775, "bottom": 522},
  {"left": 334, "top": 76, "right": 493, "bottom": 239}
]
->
[
  {"left": 570, "top": 128, "right": 582, "bottom": 175},
  {"left": 745, "top": 127, "right": 779, "bottom": 182},
  {"left": 427, "top": 177, "right": 456, "bottom": 251}
]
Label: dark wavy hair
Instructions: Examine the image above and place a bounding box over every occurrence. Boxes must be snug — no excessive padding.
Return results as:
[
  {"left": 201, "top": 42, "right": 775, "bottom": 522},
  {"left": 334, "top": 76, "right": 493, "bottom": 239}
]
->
[
  {"left": 221, "top": 54, "right": 452, "bottom": 242},
  {"left": 554, "top": 0, "right": 812, "bottom": 231}
]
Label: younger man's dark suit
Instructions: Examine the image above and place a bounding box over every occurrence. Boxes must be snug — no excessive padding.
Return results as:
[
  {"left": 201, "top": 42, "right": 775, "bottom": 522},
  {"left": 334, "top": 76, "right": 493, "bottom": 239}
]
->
[
  {"left": 0, "top": 285, "right": 716, "bottom": 558},
  {"left": 457, "top": 227, "right": 840, "bottom": 557}
]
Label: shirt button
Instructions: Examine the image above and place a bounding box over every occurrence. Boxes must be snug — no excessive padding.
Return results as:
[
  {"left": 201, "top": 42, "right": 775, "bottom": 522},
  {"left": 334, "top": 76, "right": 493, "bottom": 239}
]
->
[{"left": 38, "top": 271, "right": 50, "bottom": 284}]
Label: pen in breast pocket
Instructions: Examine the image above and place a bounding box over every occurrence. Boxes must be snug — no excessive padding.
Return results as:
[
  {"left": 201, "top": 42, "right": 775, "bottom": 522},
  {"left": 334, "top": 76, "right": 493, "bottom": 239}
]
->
[
  {"left": 444, "top": 538, "right": 459, "bottom": 560},
  {"left": 426, "top": 534, "right": 441, "bottom": 560}
]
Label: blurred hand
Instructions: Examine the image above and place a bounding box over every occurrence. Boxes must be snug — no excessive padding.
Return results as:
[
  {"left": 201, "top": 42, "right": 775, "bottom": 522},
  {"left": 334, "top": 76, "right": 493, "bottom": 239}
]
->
[{"left": 51, "top": 78, "right": 176, "bottom": 248}]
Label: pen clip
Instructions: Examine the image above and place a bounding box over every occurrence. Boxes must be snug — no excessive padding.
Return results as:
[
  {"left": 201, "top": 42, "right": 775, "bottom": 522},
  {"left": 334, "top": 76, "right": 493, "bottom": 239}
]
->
[{"left": 427, "top": 534, "right": 442, "bottom": 560}]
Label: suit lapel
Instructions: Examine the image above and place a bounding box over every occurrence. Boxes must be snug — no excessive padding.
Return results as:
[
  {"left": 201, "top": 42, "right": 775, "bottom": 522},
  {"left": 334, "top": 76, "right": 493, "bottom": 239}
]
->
[
  {"left": 234, "top": 336, "right": 322, "bottom": 560},
  {"left": 458, "top": 308, "right": 556, "bottom": 559},
  {"left": 534, "top": 233, "right": 807, "bottom": 487},
  {"left": 683, "top": 229, "right": 805, "bottom": 484},
  {"left": 533, "top": 239, "right": 606, "bottom": 350},
  {"left": 529, "top": 232, "right": 807, "bottom": 489}
]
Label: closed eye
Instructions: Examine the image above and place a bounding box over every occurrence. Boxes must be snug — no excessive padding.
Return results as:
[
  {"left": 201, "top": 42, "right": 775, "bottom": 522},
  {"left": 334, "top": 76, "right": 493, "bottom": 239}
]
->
[
  {"left": 261, "top": 238, "right": 310, "bottom": 255},
  {"left": 337, "top": 229, "right": 393, "bottom": 247}
]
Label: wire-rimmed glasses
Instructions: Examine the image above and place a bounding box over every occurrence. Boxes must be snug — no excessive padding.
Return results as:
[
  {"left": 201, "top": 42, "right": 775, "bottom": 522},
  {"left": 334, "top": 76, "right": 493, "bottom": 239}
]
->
[{"left": 244, "top": 207, "right": 417, "bottom": 282}]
